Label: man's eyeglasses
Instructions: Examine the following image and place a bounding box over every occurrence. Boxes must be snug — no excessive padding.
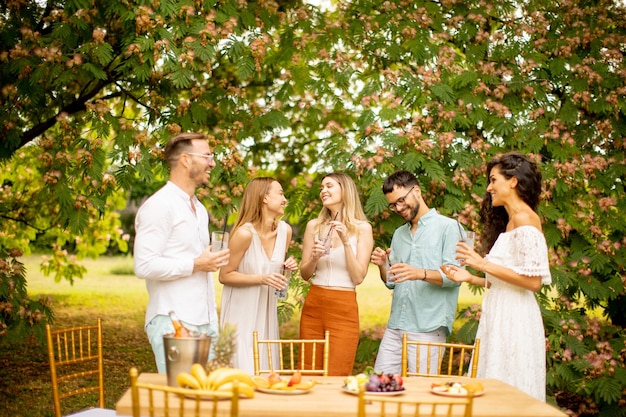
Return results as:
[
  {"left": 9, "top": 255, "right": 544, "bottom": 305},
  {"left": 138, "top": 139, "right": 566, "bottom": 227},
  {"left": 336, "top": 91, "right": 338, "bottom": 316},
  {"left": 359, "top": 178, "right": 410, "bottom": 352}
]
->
[
  {"left": 388, "top": 186, "right": 415, "bottom": 211},
  {"left": 186, "top": 152, "right": 215, "bottom": 162}
]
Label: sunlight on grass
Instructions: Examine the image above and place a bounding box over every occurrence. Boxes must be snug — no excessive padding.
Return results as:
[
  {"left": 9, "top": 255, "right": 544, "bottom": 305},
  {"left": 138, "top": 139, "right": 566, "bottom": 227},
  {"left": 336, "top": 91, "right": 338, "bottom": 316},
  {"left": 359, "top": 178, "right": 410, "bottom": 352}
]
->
[{"left": 25, "top": 255, "right": 483, "bottom": 331}]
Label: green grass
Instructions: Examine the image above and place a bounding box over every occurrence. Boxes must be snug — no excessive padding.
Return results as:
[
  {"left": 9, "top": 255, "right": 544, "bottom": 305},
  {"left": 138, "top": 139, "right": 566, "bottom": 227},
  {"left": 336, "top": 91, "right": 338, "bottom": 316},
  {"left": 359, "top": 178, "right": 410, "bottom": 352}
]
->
[{"left": 0, "top": 255, "right": 482, "bottom": 417}]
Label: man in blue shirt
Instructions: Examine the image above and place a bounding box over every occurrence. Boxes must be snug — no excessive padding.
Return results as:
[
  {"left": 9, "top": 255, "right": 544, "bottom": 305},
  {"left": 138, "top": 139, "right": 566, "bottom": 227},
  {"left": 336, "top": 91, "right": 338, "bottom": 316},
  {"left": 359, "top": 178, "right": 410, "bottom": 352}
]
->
[{"left": 371, "top": 170, "right": 461, "bottom": 374}]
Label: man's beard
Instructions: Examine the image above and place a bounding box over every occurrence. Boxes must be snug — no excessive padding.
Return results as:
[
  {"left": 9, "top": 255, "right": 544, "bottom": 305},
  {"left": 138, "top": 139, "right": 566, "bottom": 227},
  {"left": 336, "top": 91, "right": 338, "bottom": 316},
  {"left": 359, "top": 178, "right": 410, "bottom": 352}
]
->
[
  {"left": 190, "top": 165, "right": 209, "bottom": 186},
  {"left": 401, "top": 202, "right": 420, "bottom": 223}
]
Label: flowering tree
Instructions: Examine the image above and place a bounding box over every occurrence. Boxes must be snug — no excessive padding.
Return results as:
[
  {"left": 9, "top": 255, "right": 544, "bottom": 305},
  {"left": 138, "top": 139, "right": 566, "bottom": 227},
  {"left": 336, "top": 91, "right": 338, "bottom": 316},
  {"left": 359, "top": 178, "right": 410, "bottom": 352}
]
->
[{"left": 1, "top": 0, "right": 625, "bottom": 414}]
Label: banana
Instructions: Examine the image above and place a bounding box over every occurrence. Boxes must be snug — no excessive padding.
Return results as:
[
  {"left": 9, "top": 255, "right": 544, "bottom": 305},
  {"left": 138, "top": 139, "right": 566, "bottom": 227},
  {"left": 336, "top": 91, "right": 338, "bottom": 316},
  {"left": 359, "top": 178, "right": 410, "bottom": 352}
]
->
[
  {"left": 217, "top": 381, "right": 255, "bottom": 398},
  {"left": 270, "top": 381, "right": 288, "bottom": 390},
  {"left": 209, "top": 368, "right": 254, "bottom": 390},
  {"left": 176, "top": 372, "right": 202, "bottom": 390},
  {"left": 292, "top": 380, "right": 316, "bottom": 391},
  {"left": 205, "top": 367, "right": 233, "bottom": 390},
  {"left": 191, "top": 363, "right": 208, "bottom": 389},
  {"left": 252, "top": 376, "right": 270, "bottom": 389}
]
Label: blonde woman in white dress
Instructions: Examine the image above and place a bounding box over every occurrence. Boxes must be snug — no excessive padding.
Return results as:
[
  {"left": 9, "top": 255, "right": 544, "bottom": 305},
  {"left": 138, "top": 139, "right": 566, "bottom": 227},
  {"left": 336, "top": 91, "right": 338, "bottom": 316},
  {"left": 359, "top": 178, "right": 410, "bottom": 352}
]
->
[
  {"left": 219, "top": 178, "right": 298, "bottom": 375},
  {"left": 441, "top": 152, "right": 551, "bottom": 401}
]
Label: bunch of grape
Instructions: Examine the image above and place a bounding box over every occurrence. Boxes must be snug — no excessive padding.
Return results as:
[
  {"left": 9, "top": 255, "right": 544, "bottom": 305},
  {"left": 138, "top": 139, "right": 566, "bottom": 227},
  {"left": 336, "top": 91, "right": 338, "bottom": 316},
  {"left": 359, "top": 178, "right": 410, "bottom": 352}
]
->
[{"left": 365, "top": 373, "right": 404, "bottom": 392}]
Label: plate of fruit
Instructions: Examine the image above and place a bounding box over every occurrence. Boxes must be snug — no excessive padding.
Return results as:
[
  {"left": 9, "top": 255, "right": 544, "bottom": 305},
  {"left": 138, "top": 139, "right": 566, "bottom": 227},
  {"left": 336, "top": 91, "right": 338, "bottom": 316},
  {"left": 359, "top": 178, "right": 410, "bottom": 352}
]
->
[
  {"left": 251, "top": 371, "right": 316, "bottom": 395},
  {"left": 342, "top": 368, "right": 405, "bottom": 396},
  {"left": 430, "top": 381, "right": 485, "bottom": 397}
]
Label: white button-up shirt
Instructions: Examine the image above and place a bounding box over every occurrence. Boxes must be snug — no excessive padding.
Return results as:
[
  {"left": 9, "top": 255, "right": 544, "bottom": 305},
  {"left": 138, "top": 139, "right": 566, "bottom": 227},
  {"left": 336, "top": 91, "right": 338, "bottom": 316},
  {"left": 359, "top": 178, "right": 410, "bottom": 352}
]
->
[{"left": 133, "top": 181, "right": 217, "bottom": 328}]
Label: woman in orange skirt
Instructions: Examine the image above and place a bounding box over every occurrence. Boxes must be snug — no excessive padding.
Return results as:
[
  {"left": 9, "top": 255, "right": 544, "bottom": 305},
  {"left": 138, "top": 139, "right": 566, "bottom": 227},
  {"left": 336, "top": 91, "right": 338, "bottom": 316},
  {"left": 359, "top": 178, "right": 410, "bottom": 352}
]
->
[{"left": 299, "top": 173, "right": 373, "bottom": 375}]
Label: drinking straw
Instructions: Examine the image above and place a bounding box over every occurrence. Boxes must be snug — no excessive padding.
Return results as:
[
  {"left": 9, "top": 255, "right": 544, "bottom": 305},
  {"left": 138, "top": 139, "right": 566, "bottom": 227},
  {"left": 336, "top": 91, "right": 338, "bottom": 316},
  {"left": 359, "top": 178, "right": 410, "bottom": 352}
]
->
[{"left": 325, "top": 211, "right": 339, "bottom": 240}]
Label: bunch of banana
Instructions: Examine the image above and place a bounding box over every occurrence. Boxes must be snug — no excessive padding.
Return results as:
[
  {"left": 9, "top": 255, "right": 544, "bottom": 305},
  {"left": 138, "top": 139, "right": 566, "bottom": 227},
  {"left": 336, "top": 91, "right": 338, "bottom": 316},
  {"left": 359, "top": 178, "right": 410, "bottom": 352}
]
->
[
  {"left": 251, "top": 372, "right": 317, "bottom": 392},
  {"left": 176, "top": 364, "right": 255, "bottom": 398}
]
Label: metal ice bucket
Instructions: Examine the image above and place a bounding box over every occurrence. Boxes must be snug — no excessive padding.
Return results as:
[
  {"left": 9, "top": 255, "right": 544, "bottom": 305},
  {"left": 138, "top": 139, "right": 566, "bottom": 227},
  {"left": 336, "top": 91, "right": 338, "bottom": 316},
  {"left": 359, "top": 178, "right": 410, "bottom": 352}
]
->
[{"left": 163, "top": 333, "right": 211, "bottom": 387}]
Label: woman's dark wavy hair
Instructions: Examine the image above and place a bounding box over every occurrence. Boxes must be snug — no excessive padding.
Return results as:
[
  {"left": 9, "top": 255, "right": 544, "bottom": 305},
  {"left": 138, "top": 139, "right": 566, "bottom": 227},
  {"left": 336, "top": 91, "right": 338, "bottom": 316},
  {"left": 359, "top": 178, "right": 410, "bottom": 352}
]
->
[{"left": 479, "top": 152, "right": 542, "bottom": 252}]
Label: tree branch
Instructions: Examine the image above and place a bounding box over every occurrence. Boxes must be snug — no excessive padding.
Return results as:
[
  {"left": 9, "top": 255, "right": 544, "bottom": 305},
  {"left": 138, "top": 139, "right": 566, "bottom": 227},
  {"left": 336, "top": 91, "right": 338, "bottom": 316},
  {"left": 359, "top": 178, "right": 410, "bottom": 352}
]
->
[{"left": 16, "top": 78, "right": 113, "bottom": 150}]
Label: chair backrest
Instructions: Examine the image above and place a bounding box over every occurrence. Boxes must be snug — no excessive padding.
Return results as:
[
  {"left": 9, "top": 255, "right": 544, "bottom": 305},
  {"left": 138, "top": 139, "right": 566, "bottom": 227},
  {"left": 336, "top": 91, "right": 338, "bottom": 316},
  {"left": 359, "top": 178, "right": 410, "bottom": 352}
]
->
[
  {"left": 46, "top": 318, "right": 105, "bottom": 417},
  {"left": 252, "top": 330, "right": 330, "bottom": 376},
  {"left": 357, "top": 387, "right": 474, "bottom": 417},
  {"left": 401, "top": 333, "right": 481, "bottom": 378},
  {"left": 129, "top": 367, "right": 239, "bottom": 417}
]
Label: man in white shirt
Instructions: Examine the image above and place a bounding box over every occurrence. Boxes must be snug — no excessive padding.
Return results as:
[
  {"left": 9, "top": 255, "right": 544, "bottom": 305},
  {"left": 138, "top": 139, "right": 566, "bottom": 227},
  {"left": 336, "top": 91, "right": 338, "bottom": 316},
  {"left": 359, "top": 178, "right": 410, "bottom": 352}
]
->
[{"left": 134, "top": 132, "right": 230, "bottom": 373}]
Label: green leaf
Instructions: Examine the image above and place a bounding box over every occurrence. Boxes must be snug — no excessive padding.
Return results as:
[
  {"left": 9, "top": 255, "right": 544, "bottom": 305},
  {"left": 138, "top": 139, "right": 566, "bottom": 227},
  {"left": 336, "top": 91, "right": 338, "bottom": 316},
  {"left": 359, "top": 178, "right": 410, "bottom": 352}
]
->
[
  {"left": 83, "top": 63, "right": 107, "bottom": 80},
  {"left": 236, "top": 56, "right": 256, "bottom": 80},
  {"left": 92, "top": 43, "right": 114, "bottom": 65},
  {"left": 364, "top": 188, "right": 389, "bottom": 216},
  {"left": 589, "top": 377, "right": 623, "bottom": 404},
  {"left": 430, "top": 83, "right": 455, "bottom": 103}
]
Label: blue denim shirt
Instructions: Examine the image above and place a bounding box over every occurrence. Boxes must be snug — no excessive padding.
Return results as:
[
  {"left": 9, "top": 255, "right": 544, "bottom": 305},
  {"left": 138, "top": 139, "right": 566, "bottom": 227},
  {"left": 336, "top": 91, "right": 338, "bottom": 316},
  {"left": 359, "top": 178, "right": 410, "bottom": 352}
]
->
[{"left": 385, "top": 209, "right": 461, "bottom": 335}]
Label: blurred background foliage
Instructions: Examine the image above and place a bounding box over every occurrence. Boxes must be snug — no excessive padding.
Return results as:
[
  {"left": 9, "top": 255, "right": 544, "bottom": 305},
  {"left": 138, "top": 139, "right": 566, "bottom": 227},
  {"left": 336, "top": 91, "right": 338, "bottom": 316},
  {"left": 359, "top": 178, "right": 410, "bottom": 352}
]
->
[{"left": 1, "top": 0, "right": 625, "bottom": 414}]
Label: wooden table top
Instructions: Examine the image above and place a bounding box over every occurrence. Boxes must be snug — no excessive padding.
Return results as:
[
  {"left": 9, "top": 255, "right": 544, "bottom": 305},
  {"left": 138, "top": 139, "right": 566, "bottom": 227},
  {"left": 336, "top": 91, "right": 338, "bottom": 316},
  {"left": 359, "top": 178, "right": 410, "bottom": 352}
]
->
[{"left": 115, "top": 373, "right": 567, "bottom": 417}]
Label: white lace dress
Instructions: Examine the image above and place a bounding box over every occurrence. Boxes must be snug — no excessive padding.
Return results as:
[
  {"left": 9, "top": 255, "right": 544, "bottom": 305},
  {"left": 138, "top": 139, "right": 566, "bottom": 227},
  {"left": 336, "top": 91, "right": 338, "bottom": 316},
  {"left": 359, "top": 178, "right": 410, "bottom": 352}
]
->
[{"left": 476, "top": 226, "right": 552, "bottom": 401}]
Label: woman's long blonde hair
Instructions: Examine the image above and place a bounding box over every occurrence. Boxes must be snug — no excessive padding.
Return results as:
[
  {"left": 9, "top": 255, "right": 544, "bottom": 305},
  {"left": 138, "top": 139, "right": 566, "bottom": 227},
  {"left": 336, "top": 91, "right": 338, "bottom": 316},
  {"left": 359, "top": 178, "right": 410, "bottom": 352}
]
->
[
  {"left": 316, "top": 173, "right": 368, "bottom": 236},
  {"left": 231, "top": 177, "right": 279, "bottom": 235}
]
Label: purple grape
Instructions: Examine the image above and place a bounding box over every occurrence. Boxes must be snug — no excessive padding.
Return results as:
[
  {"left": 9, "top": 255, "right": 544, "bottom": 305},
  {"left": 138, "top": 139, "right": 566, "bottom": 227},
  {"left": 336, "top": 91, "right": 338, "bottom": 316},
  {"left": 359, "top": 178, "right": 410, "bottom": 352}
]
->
[{"left": 365, "top": 382, "right": 379, "bottom": 392}]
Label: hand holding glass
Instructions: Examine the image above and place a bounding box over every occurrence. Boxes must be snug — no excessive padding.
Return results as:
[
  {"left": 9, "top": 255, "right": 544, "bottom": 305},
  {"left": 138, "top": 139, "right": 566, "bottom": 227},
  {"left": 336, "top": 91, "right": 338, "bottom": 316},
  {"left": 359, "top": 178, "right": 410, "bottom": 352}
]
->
[
  {"left": 267, "top": 261, "right": 289, "bottom": 299},
  {"left": 275, "top": 267, "right": 290, "bottom": 300},
  {"left": 316, "top": 233, "right": 332, "bottom": 255},
  {"left": 459, "top": 231, "right": 475, "bottom": 265},
  {"left": 462, "top": 231, "right": 475, "bottom": 248},
  {"left": 211, "top": 231, "right": 229, "bottom": 252}
]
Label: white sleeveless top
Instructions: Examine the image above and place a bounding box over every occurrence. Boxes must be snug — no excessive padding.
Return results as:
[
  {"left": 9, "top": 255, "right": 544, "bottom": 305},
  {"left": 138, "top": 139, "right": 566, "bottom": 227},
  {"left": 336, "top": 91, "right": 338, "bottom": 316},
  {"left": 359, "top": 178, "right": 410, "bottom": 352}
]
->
[{"left": 310, "top": 234, "right": 358, "bottom": 289}]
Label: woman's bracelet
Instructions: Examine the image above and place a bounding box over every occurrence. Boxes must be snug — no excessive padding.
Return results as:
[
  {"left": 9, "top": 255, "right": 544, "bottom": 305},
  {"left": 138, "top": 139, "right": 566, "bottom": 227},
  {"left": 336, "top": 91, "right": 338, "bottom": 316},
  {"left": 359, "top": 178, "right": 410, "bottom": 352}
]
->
[{"left": 480, "top": 259, "right": 489, "bottom": 271}]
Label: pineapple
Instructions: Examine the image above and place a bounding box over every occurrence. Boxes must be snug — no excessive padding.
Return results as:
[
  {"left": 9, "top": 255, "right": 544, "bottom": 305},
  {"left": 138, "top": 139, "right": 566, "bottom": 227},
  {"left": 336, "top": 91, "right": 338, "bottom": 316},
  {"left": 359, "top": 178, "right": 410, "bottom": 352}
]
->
[{"left": 206, "top": 323, "right": 237, "bottom": 373}]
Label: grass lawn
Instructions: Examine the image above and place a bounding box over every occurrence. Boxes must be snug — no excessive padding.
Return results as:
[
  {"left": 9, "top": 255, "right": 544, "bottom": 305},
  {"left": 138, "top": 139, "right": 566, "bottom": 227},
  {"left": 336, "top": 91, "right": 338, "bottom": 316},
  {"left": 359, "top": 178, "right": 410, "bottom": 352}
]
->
[{"left": 0, "top": 255, "right": 482, "bottom": 417}]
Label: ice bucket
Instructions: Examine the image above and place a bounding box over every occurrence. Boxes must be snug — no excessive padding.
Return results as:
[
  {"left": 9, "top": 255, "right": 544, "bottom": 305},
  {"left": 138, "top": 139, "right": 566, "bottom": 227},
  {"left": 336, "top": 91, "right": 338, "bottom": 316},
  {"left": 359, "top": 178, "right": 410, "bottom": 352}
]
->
[{"left": 163, "top": 333, "right": 211, "bottom": 387}]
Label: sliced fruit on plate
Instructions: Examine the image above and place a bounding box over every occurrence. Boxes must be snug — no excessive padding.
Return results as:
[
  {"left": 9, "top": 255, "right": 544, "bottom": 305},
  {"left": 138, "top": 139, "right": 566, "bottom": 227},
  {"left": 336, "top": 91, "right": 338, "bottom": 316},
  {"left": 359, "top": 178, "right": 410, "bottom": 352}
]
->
[
  {"left": 270, "top": 381, "right": 288, "bottom": 390},
  {"left": 251, "top": 374, "right": 317, "bottom": 391},
  {"left": 290, "top": 380, "right": 316, "bottom": 391},
  {"left": 252, "top": 376, "right": 270, "bottom": 389},
  {"left": 267, "top": 372, "right": 282, "bottom": 386},
  {"left": 462, "top": 382, "right": 484, "bottom": 393},
  {"left": 431, "top": 381, "right": 484, "bottom": 394}
]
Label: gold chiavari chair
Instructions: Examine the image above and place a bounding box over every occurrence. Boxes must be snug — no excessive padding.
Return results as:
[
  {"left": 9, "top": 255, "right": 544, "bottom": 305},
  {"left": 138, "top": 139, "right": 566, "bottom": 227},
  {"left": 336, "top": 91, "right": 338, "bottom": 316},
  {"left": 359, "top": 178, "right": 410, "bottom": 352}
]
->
[
  {"left": 46, "top": 317, "right": 115, "bottom": 417},
  {"left": 252, "top": 330, "right": 330, "bottom": 376},
  {"left": 401, "top": 333, "right": 481, "bottom": 378},
  {"left": 357, "top": 386, "right": 474, "bottom": 417},
  {"left": 129, "top": 367, "right": 239, "bottom": 417}
]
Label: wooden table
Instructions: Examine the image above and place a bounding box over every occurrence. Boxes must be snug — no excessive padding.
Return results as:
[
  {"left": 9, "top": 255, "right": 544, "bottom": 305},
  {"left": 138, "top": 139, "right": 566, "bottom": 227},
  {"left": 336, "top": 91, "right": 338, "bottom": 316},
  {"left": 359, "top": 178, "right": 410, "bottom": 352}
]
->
[{"left": 115, "top": 373, "right": 567, "bottom": 417}]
